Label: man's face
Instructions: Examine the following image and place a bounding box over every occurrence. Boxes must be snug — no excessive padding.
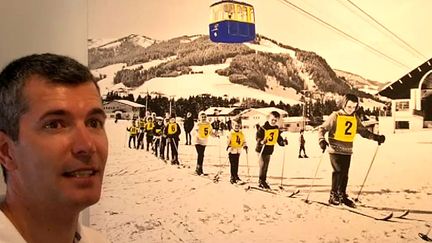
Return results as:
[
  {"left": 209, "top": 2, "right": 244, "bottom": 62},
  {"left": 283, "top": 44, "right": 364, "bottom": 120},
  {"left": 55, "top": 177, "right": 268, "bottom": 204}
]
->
[
  {"left": 344, "top": 100, "right": 358, "bottom": 115},
  {"left": 8, "top": 77, "right": 108, "bottom": 210},
  {"left": 268, "top": 114, "right": 279, "bottom": 126},
  {"left": 233, "top": 123, "right": 240, "bottom": 132}
]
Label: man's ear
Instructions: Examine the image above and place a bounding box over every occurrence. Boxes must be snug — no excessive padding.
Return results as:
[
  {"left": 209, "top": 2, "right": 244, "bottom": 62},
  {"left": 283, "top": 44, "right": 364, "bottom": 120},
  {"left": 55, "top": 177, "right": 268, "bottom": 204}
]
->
[{"left": 0, "top": 131, "right": 17, "bottom": 172}]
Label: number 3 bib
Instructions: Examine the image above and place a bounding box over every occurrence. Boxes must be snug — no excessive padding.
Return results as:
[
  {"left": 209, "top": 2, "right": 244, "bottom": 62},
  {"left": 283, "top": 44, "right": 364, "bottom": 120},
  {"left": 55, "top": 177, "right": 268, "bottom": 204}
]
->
[
  {"left": 264, "top": 128, "right": 279, "bottom": 145},
  {"left": 334, "top": 115, "right": 357, "bottom": 142}
]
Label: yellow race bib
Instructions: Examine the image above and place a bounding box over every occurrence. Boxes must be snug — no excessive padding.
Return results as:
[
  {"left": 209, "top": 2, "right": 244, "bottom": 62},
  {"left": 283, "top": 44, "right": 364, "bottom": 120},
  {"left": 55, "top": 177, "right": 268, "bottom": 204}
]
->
[
  {"left": 146, "top": 122, "right": 154, "bottom": 131},
  {"left": 198, "top": 123, "right": 211, "bottom": 139},
  {"left": 229, "top": 131, "right": 245, "bottom": 149},
  {"left": 139, "top": 120, "right": 145, "bottom": 128},
  {"left": 167, "top": 123, "right": 178, "bottom": 135},
  {"left": 264, "top": 128, "right": 278, "bottom": 145},
  {"left": 334, "top": 115, "right": 357, "bottom": 142}
]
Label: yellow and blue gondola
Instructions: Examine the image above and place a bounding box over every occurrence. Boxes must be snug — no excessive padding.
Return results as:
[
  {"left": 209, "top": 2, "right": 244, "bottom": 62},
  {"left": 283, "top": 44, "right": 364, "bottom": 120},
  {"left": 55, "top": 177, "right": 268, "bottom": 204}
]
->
[{"left": 209, "top": 0, "right": 256, "bottom": 43}]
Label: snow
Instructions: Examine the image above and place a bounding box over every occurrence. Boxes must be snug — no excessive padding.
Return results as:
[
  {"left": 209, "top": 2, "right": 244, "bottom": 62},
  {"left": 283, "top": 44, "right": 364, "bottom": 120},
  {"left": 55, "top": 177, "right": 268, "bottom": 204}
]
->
[
  {"left": 101, "top": 41, "right": 122, "bottom": 49},
  {"left": 265, "top": 76, "right": 302, "bottom": 101},
  {"left": 130, "top": 63, "right": 301, "bottom": 105},
  {"left": 130, "top": 35, "right": 154, "bottom": 48},
  {"left": 91, "top": 119, "right": 432, "bottom": 242},
  {"left": 93, "top": 57, "right": 176, "bottom": 96},
  {"left": 88, "top": 38, "right": 118, "bottom": 49},
  {"left": 244, "top": 39, "right": 296, "bottom": 57}
]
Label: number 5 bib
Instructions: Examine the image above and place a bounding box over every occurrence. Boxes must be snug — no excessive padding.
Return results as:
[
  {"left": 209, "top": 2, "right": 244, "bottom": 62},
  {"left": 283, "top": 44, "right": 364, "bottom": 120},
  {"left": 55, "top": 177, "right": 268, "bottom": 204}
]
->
[
  {"left": 334, "top": 115, "right": 357, "bottom": 142},
  {"left": 198, "top": 123, "right": 211, "bottom": 139}
]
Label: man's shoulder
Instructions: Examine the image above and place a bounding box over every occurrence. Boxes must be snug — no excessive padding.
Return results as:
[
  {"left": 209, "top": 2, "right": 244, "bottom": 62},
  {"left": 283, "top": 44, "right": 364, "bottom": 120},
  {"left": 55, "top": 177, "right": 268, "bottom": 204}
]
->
[{"left": 0, "top": 207, "right": 26, "bottom": 243}]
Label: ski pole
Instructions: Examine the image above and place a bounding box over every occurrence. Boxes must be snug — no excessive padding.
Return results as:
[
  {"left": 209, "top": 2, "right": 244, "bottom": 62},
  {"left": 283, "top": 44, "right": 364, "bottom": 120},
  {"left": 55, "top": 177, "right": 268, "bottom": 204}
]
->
[
  {"left": 245, "top": 150, "right": 250, "bottom": 182},
  {"left": 170, "top": 137, "right": 180, "bottom": 162},
  {"left": 279, "top": 146, "right": 286, "bottom": 190},
  {"left": 245, "top": 142, "right": 266, "bottom": 191},
  {"left": 213, "top": 135, "right": 224, "bottom": 182},
  {"left": 304, "top": 150, "right": 326, "bottom": 203},
  {"left": 355, "top": 144, "right": 380, "bottom": 202}
]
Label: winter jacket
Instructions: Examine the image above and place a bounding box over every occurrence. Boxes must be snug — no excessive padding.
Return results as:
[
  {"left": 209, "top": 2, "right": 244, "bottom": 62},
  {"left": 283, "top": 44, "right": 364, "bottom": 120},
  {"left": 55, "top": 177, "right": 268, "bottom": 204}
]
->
[
  {"left": 194, "top": 122, "right": 213, "bottom": 146},
  {"left": 255, "top": 121, "right": 286, "bottom": 155},
  {"left": 318, "top": 110, "right": 375, "bottom": 155},
  {"left": 183, "top": 117, "right": 194, "bottom": 133},
  {"left": 227, "top": 130, "right": 247, "bottom": 154}
]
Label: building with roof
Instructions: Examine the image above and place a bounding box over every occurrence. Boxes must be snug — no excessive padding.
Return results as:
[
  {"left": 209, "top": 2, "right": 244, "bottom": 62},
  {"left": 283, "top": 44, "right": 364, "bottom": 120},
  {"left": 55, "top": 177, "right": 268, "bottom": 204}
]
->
[
  {"left": 238, "top": 107, "right": 307, "bottom": 131},
  {"left": 103, "top": 99, "right": 145, "bottom": 120},
  {"left": 378, "top": 58, "right": 432, "bottom": 132}
]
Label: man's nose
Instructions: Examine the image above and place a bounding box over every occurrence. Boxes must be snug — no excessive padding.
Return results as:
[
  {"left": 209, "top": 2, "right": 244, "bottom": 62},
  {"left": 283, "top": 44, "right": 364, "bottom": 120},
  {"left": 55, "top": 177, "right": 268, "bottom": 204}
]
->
[{"left": 72, "top": 124, "right": 96, "bottom": 162}]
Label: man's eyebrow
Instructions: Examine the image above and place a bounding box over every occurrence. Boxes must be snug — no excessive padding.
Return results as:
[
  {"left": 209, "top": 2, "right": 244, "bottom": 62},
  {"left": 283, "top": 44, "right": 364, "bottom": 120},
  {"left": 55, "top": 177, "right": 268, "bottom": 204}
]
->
[
  {"left": 39, "top": 108, "right": 106, "bottom": 120},
  {"left": 88, "top": 108, "right": 107, "bottom": 118},
  {"left": 39, "top": 109, "right": 68, "bottom": 120}
]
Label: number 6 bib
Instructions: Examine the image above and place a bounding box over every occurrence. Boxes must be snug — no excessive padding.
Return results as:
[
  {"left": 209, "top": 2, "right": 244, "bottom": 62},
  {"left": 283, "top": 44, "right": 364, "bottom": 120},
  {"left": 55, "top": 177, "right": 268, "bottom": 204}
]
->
[{"left": 334, "top": 115, "right": 357, "bottom": 142}]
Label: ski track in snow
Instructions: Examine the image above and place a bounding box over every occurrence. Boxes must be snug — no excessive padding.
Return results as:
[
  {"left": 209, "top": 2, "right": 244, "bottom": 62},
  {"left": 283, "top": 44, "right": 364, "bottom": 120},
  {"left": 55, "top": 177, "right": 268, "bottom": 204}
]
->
[{"left": 91, "top": 119, "right": 432, "bottom": 243}]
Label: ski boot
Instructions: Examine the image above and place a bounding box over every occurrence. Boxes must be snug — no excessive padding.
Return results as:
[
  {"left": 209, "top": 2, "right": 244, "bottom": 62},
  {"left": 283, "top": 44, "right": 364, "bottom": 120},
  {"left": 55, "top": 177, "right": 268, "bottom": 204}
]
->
[
  {"left": 339, "top": 193, "right": 356, "bottom": 208},
  {"left": 259, "top": 180, "right": 271, "bottom": 189},
  {"left": 328, "top": 191, "right": 341, "bottom": 206}
]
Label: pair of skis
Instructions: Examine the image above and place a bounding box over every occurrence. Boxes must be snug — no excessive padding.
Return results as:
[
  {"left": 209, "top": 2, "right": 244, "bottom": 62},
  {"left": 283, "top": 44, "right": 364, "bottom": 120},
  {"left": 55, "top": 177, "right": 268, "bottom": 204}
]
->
[
  {"left": 308, "top": 199, "right": 409, "bottom": 221},
  {"left": 245, "top": 185, "right": 300, "bottom": 198}
]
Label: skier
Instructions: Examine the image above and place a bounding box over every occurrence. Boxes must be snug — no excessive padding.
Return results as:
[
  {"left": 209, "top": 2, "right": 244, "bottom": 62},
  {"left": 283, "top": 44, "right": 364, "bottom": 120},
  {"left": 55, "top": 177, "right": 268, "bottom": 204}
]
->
[
  {"left": 183, "top": 112, "right": 194, "bottom": 145},
  {"left": 318, "top": 93, "right": 385, "bottom": 207},
  {"left": 211, "top": 117, "right": 220, "bottom": 135},
  {"left": 194, "top": 111, "right": 214, "bottom": 175},
  {"left": 136, "top": 117, "right": 146, "bottom": 149},
  {"left": 153, "top": 119, "right": 164, "bottom": 157},
  {"left": 226, "top": 119, "right": 248, "bottom": 184},
  {"left": 255, "top": 111, "right": 288, "bottom": 189},
  {"left": 298, "top": 129, "right": 308, "bottom": 158},
  {"left": 160, "top": 117, "right": 170, "bottom": 161},
  {"left": 145, "top": 116, "right": 155, "bottom": 151},
  {"left": 164, "top": 114, "right": 181, "bottom": 165},
  {"left": 126, "top": 120, "right": 138, "bottom": 149}
]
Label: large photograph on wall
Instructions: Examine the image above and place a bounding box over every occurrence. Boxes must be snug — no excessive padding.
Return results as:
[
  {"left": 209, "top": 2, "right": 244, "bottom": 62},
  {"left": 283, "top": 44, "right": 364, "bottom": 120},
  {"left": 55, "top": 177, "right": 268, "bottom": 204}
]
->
[{"left": 87, "top": 1, "right": 432, "bottom": 242}]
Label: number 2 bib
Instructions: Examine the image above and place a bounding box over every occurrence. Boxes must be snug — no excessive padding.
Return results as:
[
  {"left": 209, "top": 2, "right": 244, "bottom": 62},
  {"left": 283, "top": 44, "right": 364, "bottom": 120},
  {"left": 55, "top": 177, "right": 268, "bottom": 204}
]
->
[{"left": 334, "top": 115, "right": 357, "bottom": 142}]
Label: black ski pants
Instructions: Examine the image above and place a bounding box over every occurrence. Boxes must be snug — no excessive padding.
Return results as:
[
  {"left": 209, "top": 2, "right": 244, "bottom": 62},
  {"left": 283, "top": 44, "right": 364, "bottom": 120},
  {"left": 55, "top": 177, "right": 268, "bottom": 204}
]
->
[
  {"left": 229, "top": 153, "right": 240, "bottom": 179},
  {"left": 329, "top": 153, "right": 352, "bottom": 195}
]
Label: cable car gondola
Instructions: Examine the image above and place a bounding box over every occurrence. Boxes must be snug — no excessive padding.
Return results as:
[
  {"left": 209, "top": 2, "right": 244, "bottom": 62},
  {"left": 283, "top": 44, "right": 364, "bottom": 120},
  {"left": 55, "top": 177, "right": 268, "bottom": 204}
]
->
[{"left": 209, "top": 0, "right": 256, "bottom": 43}]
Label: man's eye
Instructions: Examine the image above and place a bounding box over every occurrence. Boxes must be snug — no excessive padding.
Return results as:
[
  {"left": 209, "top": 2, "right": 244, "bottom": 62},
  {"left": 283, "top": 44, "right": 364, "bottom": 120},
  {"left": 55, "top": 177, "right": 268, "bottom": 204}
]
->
[
  {"left": 43, "top": 120, "right": 65, "bottom": 129},
  {"left": 87, "top": 119, "right": 104, "bottom": 129}
]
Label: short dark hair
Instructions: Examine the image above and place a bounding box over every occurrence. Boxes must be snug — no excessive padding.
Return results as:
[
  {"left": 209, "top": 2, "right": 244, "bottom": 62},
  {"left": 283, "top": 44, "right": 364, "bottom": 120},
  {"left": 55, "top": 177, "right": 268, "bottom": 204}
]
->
[
  {"left": 269, "top": 111, "right": 281, "bottom": 118},
  {"left": 0, "top": 53, "right": 97, "bottom": 183}
]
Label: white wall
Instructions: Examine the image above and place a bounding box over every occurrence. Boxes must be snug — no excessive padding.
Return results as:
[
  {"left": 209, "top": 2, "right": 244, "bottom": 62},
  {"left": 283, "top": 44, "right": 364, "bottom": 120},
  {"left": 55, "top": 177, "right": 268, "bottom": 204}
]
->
[
  {"left": 0, "top": 0, "right": 89, "bottom": 223},
  {"left": 0, "top": 0, "right": 88, "bottom": 69}
]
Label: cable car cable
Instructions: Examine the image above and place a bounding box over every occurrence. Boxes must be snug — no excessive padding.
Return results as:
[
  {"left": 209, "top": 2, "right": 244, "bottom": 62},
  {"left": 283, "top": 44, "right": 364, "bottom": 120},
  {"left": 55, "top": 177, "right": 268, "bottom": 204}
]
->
[
  {"left": 346, "top": 0, "right": 427, "bottom": 60},
  {"left": 276, "top": 0, "right": 411, "bottom": 69}
]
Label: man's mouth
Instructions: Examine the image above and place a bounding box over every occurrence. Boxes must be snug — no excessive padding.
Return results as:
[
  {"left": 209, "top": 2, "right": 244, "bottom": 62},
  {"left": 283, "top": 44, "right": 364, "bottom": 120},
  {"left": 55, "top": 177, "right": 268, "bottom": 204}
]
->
[{"left": 63, "top": 169, "right": 98, "bottom": 178}]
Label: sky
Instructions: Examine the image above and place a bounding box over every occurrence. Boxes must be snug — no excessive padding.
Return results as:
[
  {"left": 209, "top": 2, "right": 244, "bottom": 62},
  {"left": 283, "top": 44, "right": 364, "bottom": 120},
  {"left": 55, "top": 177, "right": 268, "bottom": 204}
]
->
[{"left": 88, "top": 0, "right": 432, "bottom": 83}]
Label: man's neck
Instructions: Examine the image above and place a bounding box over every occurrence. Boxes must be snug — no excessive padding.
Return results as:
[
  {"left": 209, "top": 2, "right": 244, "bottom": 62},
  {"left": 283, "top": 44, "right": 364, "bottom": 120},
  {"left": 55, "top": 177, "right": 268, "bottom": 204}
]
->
[{"left": 1, "top": 194, "right": 80, "bottom": 243}]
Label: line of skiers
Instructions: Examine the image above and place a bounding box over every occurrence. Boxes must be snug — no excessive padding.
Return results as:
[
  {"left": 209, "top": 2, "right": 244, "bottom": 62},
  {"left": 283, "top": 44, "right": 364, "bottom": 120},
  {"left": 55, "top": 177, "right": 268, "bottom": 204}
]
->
[
  {"left": 126, "top": 112, "right": 181, "bottom": 164},
  {"left": 124, "top": 94, "right": 386, "bottom": 208}
]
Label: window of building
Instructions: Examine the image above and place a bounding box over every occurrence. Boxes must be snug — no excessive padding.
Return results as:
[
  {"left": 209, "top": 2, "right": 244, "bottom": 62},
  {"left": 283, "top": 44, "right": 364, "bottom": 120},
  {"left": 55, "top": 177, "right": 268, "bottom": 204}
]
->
[{"left": 395, "top": 101, "right": 409, "bottom": 112}]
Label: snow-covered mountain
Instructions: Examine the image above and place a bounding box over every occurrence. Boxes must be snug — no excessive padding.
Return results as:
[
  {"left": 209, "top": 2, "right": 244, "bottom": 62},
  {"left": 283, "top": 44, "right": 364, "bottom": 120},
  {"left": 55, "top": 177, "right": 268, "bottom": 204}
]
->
[
  {"left": 88, "top": 34, "right": 157, "bottom": 49},
  {"left": 334, "top": 69, "right": 388, "bottom": 95},
  {"left": 88, "top": 34, "right": 384, "bottom": 109}
]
